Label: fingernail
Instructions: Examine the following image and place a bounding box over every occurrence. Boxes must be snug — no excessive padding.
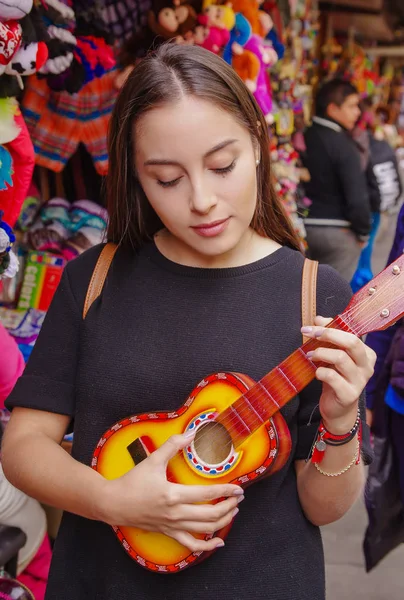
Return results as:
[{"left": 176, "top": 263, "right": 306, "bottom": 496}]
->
[
  {"left": 306, "top": 351, "right": 314, "bottom": 359},
  {"left": 184, "top": 429, "right": 195, "bottom": 438},
  {"left": 233, "top": 508, "right": 239, "bottom": 517},
  {"left": 233, "top": 488, "right": 244, "bottom": 495},
  {"left": 301, "top": 326, "right": 313, "bottom": 333},
  {"left": 237, "top": 495, "right": 245, "bottom": 503},
  {"left": 216, "top": 541, "right": 225, "bottom": 548}
]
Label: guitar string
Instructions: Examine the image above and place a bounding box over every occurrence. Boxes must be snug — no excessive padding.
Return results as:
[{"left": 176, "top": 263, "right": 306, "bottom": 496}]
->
[
  {"left": 163, "top": 283, "right": 404, "bottom": 460},
  {"left": 341, "top": 269, "right": 402, "bottom": 330}
]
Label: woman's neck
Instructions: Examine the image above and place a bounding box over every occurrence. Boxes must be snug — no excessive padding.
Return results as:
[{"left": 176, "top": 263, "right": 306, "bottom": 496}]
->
[{"left": 154, "top": 228, "right": 282, "bottom": 269}]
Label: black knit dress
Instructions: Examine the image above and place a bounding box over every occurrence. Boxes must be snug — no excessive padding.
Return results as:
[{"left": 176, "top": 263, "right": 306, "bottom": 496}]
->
[{"left": 7, "top": 242, "right": 371, "bottom": 600}]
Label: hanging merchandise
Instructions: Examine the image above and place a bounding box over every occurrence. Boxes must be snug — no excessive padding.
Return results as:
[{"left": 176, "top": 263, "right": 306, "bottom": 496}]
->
[
  {"left": 0, "top": 211, "right": 19, "bottom": 280},
  {"left": 100, "top": 0, "right": 152, "bottom": 42},
  {"left": 21, "top": 69, "right": 117, "bottom": 175},
  {"left": 0, "top": 2, "right": 51, "bottom": 229},
  {"left": 0, "top": 108, "right": 35, "bottom": 228},
  {"left": 0, "top": 2, "right": 49, "bottom": 91}
]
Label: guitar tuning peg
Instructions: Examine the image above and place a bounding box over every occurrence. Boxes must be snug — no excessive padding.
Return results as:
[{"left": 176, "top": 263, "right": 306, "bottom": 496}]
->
[
  {"left": 380, "top": 308, "right": 390, "bottom": 318},
  {"left": 392, "top": 265, "right": 401, "bottom": 275}
]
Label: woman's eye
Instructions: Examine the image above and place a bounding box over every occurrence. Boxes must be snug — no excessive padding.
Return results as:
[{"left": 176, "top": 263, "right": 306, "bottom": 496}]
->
[
  {"left": 157, "top": 177, "right": 182, "bottom": 188},
  {"left": 213, "top": 160, "right": 236, "bottom": 175}
]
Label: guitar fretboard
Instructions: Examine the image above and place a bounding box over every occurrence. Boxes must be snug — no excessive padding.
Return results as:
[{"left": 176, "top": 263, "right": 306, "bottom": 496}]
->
[{"left": 215, "top": 316, "right": 353, "bottom": 448}]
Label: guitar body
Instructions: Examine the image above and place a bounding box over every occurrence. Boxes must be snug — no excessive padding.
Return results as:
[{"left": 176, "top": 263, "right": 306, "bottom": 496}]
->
[{"left": 92, "top": 371, "right": 292, "bottom": 573}]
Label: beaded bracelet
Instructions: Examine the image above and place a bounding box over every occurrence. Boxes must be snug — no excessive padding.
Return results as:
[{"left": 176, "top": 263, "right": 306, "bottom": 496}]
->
[{"left": 313, "top": 437, "right": 361, "bottom": 477}]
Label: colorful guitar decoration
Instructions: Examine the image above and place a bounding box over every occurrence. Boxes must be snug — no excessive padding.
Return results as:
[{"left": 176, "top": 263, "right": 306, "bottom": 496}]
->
[{"left": 92, "top": 255, "right": 404, "bottom": 573}]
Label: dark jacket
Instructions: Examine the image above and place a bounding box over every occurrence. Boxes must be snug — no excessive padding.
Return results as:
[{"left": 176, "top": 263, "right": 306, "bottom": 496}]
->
[
  {"left": 366, "top": 203, "right": 404, "bottom": 409},
  {"left": 302, "top": 117, "right": 371, "bottom": 238},
  {"left": 368, "top": 134, "right": 402, "bottom": 213}
]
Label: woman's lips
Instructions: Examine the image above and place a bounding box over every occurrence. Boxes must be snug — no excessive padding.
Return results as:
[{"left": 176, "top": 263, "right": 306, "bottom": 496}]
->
[{"left": 191, "top": 218, "right": 230, "bottom": 237}]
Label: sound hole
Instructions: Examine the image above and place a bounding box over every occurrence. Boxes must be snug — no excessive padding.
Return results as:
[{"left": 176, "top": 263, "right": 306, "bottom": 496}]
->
[{"left": 194, "top": 422, "right": 232, "bottom": 465}]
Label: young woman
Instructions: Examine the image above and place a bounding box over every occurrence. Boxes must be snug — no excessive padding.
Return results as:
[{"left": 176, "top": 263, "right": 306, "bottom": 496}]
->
[{"left": 2, "top": 44, "right": 375, "bottom": 600}]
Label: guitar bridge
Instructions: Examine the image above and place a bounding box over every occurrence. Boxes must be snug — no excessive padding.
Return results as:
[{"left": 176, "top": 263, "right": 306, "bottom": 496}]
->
[{"left": 127, "top": 438, "right": 149, "bottom": 465}]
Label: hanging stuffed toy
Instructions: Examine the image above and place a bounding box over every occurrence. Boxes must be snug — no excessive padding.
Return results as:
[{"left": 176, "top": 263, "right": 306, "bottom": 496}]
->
[
  {"left": 0, "top": 210, "right": 19, "bottom": 279},
  {"left": 243, "top": 35, "right": 278, "bottom": 124},
  {"left": 194, "top": 0, "right": 235, "bottom": 54},
  {"left": 119, "top": 0, "right": 197, "bottom": 67},
  {"left": 0, "top": 19, "right": 23, "bottom": 75},
  {"left": 222, "top": 11, "right": 250, "bottom": 64},
  {"left": 4, "top": 6, "right": 49, "bottom": 79}
]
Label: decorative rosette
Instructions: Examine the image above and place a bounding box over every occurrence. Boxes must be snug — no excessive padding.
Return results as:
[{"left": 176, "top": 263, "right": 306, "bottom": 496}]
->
[{"left": 0, "top": 211, "right": 19, "bottom": 279}]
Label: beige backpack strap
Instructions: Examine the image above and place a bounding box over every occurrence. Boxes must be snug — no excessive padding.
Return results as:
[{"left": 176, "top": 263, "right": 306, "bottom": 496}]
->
[
  {"left": 301, "top": 258, "right": 319, "bottom": 344},
  {"left": 83, "top": 243, "right": 118, "bottom": 319}
]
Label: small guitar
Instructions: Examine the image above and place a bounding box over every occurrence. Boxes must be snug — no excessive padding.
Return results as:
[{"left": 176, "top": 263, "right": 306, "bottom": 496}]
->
[{"left": 92, "top": 255, "right": 404, "bottom": 574}]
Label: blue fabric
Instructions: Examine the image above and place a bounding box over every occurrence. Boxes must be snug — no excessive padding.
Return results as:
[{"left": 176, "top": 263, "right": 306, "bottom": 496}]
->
[
  {"left": 0, "top": 146, "right": 13, "bottom": 191},
  {"left": 385, "top": 383, "right": 404, "bottom": 416},
  {"left": 351, "top": 211, "right": 381, "bottom": 293}
]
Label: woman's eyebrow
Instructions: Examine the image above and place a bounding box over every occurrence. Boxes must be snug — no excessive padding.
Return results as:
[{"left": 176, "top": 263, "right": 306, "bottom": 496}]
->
[{"left": 143, "top": 139, "right": 238, "bottom": 167}]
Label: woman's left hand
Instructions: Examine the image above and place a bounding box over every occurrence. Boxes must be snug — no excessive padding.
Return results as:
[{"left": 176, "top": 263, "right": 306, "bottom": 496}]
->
[{"left": 301, "top": 316, "right": 377, "bottom": 434}]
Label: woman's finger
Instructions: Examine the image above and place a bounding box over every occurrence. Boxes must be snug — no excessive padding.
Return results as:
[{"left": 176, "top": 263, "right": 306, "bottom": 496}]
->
[
  {"left": 175, "top": 482, "right": 243, "bottom": 504},
  {"left": 308, "top": 347, "right": 359, "bottom": 383},
  {"left": 302, "top": 325, "right": 369, "bottom": 369},
  {"left": 168, "top": 496, "right": 241, "bottom": 523},
  {"left": 315, "top": 366, "right": 360, "bottom": 404},
  {"left": 170, "top": 507, "right": 239, "bottom": 535},
  {"left": 314, "top": 316, "right": 333, "bottom": 327},
  {"left": 170, "top": 530, "right": 225, "bottom": 553}
]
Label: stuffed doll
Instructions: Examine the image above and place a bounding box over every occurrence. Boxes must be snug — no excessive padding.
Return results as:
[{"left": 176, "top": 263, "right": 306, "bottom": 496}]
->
[
  {"left": 119, "top": 0, "right": 197, "bottom": 66},
  {"left": 2, "top": 5, "right": 48, "bottom": 80},
  {"left": 0, "top": 211, "right": 19, "bottom": 279},
  {"left": 222, "top": 12, "right": 259, "bottom": 92},
  {"left": 222, "top": 11, "right": 250, "bottom": 64},
  {"left": 243, "top": 34, "right": 278, "bottom": 124},
  {"left": 0, "top": 1, "right": 33, "bottom": 76},
  {"left": 194, "top": 0, "right": 235, "bottom": 54},
  {"left": 0, "top": 20, "right": 23, "bottom": 75},
  {"left": 148, "top": 1, "right": 197, "bottom": 40}
]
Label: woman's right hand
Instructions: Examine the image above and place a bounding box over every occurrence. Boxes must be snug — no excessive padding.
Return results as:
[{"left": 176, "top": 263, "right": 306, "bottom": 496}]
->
[{"left": 100, "top": 433, "right": 244, "bottom": 553}]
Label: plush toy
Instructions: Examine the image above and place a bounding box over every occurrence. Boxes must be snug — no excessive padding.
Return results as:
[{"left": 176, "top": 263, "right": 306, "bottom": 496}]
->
[
  {"left": 0, "top": 3, "right": 49, "bottom": 86},
  {"left": 222, "top": 11, "right": 251, "bottom": 64},
  {"left": 119, "top": 0, "right": 197, "bottom": 66},
  {"left": 243, "top": 35, "right": 278, "bottom": 123},
  {"left": 0, "top": 210, "right": 19, "bottom": 279},
  {"left": 148, "top": 1, "right": 197, "bottom": 40},
  {"left": 194, "top": 0, "right": 235, "bottom": 54},
  {"left": 0, "top": 20, "right": 23, "bottom": 75}
]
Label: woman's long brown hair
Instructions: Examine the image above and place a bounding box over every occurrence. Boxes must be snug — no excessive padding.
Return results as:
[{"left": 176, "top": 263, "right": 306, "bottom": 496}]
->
[{"left": 107, "top": 43, "right": 301, "bottom": 252}]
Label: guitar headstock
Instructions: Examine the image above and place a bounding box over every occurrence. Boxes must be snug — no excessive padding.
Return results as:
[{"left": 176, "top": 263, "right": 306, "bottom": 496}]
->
[{"left": 342, "top": 254, "right": 404, "bottom": 337}]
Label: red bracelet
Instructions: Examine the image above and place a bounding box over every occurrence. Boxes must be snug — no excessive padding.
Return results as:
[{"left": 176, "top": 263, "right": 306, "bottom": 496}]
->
[{"left": 310, "top": 411, "right": 362, "bottom": 464}]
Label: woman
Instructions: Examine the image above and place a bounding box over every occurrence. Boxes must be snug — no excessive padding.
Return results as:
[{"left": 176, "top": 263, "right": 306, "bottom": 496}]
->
[{"left": 2, "top": 44, "right": 375, "bottom": 600}]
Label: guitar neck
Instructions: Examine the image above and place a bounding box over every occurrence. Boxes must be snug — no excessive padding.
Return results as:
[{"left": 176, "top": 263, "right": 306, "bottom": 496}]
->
[
  {"left": 216, "top": 315, "right": 353, "bottom": 448},
  {"left": 215, "top": 254, "right": 404, "bottom": 448}
]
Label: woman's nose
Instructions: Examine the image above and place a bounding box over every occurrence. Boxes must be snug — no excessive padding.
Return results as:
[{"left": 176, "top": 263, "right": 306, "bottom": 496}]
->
[{"left": 189, "top": 181, "right": 217, "bottom": 214}]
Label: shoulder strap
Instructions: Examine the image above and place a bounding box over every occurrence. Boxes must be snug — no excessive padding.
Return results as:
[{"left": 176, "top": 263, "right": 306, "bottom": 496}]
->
[
  {"left": 83, "top": 243, "right": 118, "bottom": 319},
  {"left": 301, "top": 258, "right": 319, "bottom": 344}
]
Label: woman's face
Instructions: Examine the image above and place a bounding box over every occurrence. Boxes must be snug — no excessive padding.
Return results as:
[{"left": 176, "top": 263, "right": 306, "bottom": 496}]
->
[{"left": 134, "top": 95, "right": 259, "bottom": 265}]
